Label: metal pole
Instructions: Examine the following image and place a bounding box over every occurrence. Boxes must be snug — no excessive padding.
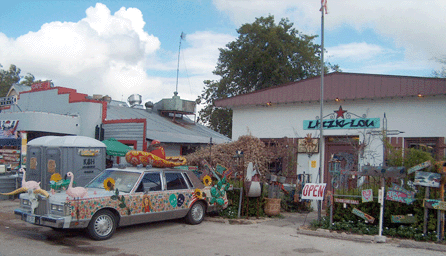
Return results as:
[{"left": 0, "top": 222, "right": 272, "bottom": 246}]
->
[
  {"left": 376, "top": 113, "right": 387, "bottom": 243},
  {"left": 318, "top": 0, "right": 325, "bottom": 223}
]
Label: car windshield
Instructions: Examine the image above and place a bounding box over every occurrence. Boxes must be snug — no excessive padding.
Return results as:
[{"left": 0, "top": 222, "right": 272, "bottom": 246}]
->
[{"left": 86, "top": 169, "right": 141, "bottom": 193}]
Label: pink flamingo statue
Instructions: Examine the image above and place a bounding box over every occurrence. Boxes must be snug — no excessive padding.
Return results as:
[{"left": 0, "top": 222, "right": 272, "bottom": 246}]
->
[
  {"left": 20, "top": 168, "right": 41, "bottom": 190},
  {"left": 1, "top": 168, "right": 48, "bottom": 197},
  {"left": 66, "top": 172, "right": 88, "bottom": 199}
]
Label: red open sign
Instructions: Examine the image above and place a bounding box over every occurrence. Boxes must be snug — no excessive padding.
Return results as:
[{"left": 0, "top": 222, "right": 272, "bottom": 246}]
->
[{"left": 301, "top": 183, "right": 326, "bottom": 200}]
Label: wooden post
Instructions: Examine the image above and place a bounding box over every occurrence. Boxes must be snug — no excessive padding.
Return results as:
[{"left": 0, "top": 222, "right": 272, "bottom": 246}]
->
[
  {"left": 440, "top": 162, "right": 446, "bottom": 240},
  {"left": 423, "top": 187, "right": 430, "bottom": 235}
]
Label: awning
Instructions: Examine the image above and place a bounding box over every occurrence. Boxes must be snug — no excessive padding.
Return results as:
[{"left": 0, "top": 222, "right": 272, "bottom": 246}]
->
[{"left": 102, "top": 138, "right": 132, "bottom": 157}]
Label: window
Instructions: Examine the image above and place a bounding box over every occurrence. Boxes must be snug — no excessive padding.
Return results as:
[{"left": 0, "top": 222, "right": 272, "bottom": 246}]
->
[
  {"left": 165, "top": 172, "right": 188, "bottom": 190},
  {"left": 404, "top": 137, "right": 445, "bottom": 160},
  {"left": 183, "top": 173, "right": 194, "bottom": 188},
  {"left": 137, "top": 172, "right": 162, "bottom": 192}
]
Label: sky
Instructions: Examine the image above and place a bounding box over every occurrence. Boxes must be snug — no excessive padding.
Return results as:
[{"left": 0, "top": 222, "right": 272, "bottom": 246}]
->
[{"left": 0, "top": 0, "right": 445, "bottom": 107}]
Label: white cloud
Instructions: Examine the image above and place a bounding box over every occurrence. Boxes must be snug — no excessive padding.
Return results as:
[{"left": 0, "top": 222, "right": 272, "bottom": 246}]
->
[
  {"left": 326, "top": 42, "right": 388, "bottom": 61},
  {"left": 0, "top": 3, "right": 161, "bottom": 102},
  {"left": 213, "top": 0, "right": 446, "bottom": 74}
]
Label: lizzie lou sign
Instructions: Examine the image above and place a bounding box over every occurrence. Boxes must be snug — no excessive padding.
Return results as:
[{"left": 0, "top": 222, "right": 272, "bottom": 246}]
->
[
  {"left": 303, "top": 106, "right": 380, "bottom": 130},
  {"left": 304, "top": 118, "right": 380, "bottom": 130},
  {"left": 301, "top": 183, "right": 327, "bottom": 200}
]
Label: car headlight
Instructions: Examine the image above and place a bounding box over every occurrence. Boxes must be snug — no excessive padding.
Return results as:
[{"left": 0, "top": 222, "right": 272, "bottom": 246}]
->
[
  {"left": 22, "top": 199, "right": 30, "bottom": 206},
  {"left": 51, "top": 204, "right": 64, "bottom": 212}
]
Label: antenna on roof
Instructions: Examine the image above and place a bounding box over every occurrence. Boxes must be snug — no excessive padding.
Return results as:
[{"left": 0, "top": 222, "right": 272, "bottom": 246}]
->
[{"left": 175, "top": 32, "right": 186, "bottom": 95}]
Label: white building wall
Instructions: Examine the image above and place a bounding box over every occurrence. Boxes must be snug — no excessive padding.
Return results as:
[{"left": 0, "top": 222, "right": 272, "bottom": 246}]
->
[
  {"left": 232, "top": 95, "right": 446, "bottom": 174},
  {"left": 5, "top": 89, "right": 103, "bottom": 137},
  {"left": 232, "top": 95, "right": 445, "bottom": 210}
]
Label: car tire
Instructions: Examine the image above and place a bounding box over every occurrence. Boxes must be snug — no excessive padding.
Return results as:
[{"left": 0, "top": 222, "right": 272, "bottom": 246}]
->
[
  {"left": 87, "top": 209, "right": 117, "bottom": 240},
  {"left": 186, "top": 201, "right": 205, "bottom": 225}
]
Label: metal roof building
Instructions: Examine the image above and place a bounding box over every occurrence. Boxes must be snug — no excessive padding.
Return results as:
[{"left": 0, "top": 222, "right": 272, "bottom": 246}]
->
[
  {"left": 0, "top": 84, "right": 229, "bottom": 170},
  {"left": 214, "top": 72, "right": 446, "bottom": 204}
]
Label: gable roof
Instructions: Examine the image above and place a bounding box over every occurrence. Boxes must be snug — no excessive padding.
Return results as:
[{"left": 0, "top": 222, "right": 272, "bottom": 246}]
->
[{"left": 215, "top": 72, "right": 446, "bottom": 108}]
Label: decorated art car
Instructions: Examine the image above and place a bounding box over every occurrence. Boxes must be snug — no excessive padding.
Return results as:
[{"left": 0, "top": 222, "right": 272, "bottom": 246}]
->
[{"left": 13, "top": 166, "right": 229, "bottom": 240}]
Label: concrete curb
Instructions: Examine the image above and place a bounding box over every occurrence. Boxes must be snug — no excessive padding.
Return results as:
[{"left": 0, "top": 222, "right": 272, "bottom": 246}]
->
[
  {"left": 296, "top": 227, "right": 446, "bottom": 252},
  {"left": 296, "top": 228, "right": 374, "bottom": 243}
]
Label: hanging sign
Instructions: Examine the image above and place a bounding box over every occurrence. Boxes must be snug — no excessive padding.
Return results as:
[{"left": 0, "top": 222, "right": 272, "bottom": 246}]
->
[
  {"left": 362, "top": 189, "right": 374, "bottom": 203},
  {"left": 385, "top": 184, "right": 416, "bottom": 204},
  {"left": 334, "top": 198, "right": 359, "bottom": 204},
  {"left": 414, "top": 171, "right": 441, "bottom": 188},
  {"left": 407, "top": 161, "right": 431, "bottom": 175},
  {"left": 424, "top": 199, "right": 446, "bottom": 211},
  {"left": 301, "top": 183, "right": 326, "bottom": 200},
  {"left": 352, "top": 208, "right": 375, "bottom": 223}
]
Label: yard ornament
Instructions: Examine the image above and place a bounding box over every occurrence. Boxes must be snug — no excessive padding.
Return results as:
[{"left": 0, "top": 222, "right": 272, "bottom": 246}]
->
[
  {"left": 0, "top": 168, "right": 49, "bottom": 197},
  {"left": 66, "top": 172, "right": 88, "bottom": 198}
]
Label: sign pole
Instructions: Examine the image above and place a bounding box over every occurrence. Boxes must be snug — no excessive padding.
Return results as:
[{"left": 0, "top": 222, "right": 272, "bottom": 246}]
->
[
  {"left": 318, "top": 0, "right": 326, "bottom": 224},
  {"left": 423, "top": 187, "right": 430, "bottom": 234}
]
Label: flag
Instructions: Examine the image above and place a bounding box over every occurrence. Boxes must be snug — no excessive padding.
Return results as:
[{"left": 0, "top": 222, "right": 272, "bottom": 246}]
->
[
  {"left": 320, "top": 0, "right": 328, "bottom": 14},
  {"left": 180, "top": 32, "right": 186, "bottom": 41}
]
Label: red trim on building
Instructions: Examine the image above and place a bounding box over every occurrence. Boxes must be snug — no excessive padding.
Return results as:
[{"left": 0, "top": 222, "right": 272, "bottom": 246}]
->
[{"left": 21, "top": 86, "right": 108, "bottom": 123}]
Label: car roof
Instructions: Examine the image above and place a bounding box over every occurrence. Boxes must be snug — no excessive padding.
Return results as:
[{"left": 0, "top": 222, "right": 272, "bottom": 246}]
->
[{"left": 107, "top": 165, "right": 192, "bottom": 174}]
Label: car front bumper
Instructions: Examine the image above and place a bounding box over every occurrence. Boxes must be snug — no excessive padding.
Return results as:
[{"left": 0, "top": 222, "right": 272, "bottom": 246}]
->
[{"left": 14, "top": 208, "right": 86, "bottom": 229}]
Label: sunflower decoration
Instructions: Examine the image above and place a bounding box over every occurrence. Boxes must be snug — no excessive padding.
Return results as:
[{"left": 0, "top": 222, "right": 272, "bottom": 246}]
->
[
  {"left": 203, "top": 175, "right": 212, "bottom": 187},
  {"left": 194, "top": 188, "right": 203, "bottom": 199},
  {"left": 50, "top": 173, "right": 62, "bottom": 182},
  {"left": 103, "top": 177, "right": 115, "bottom": 191}
]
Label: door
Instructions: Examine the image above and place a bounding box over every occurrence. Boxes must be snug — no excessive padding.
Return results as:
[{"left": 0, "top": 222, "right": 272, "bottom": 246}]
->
[
  {"left": 26, "top": 147, "right": 42, "bottom": 184},
  {"left": 324, "top": 136, "right": 359, "bottom": 194}
]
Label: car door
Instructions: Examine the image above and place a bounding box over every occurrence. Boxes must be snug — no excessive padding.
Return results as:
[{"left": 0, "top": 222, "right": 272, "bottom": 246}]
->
[
  {"left": 163, "top": 171, "right": 195, "bottom": 219},
  {"left": 123, "top": 171, "right": 164, "bottom": 225}
]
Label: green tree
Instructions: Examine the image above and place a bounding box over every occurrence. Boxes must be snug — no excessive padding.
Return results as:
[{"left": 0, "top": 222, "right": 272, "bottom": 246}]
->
[
  {"left": 0, "top": 64, "right": 36, "bottom": 97},
  {"left": 432, "top": 58, "right": 446, "bottom": 78},
  {"left": 197, "top": 15, "right": 338, "bottom": 138}
]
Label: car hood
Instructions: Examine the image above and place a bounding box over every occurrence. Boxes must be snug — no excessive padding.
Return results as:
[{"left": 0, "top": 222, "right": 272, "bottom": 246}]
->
[{"left": 19, "top": 188, "right": 129, "bottom": 204}]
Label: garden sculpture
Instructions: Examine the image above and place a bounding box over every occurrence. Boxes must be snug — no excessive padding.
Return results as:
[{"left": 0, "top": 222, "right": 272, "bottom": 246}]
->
[
  {"left": 0, "top": 168, "right": 49, "bottom": 197},
  {"left": 66, "top": 172, "right": 88, "bottom": 198}
]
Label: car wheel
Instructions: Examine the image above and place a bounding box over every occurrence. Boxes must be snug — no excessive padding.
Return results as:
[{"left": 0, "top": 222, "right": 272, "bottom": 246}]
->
[
  {"left": 87, "top": 210, "right": 117, "bottom": 240},
  {"left": 186, "top": 201, "right": 205, "bottom": 225}
]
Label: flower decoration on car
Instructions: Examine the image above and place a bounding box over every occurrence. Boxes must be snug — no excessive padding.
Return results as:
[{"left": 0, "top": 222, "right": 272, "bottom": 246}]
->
[
  {"left": 50, "top": 173, "right": 62, "bottom": 182},
  {"left": 194, "top": 188, "right": 203, "bottom": 199},
  {"left": 203, "top": 175, "right": 212, "bottom": 187},
  {"left": 103, "top": 178, "right": 115, "bottom": 191}
]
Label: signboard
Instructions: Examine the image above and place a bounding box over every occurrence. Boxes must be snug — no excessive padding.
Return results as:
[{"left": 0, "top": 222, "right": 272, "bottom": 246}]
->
[
  {"left": 78, "top": 148, "right": 100, "bottom": 156},
  {"left": 424, "top": 199, "right": 446, "bottom": 211},
  {"left": 362, "top": 189, "right": 374, "bottom": 203},
  {"left": 386, "top": 184, "right": 415, "bottom": 204},
  {"left": 0, "top": 95, "right": 17, "bottom": 107},
  {"left": 334, "top": 198, "right": 359, "bottom": 204},
  {"left": 301, "top": 183, "right": 326, "bottom": 200},
  {"left": 0, "top": 120, "right": 19, "bottom": 138},
  {"left": 352, "top": 208, "right": 375, "bottom": 223},
  {"left": 361, "top": 166, "right": 406, "bottom": 178},
  {"left": 414, "top": 171, "right": 441, "bottom": 188},
  {"left": 391, "top": 215, "right": 417, "bottom": 224},
  {"left": 31, "top": 81, "right": 51, "bottom": 90},
  {"left": 303, "top": 118, "right": 380, "bottom": 130},
  {"left": 407, "top": 161, "right": 431, "bottom": 175}
]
